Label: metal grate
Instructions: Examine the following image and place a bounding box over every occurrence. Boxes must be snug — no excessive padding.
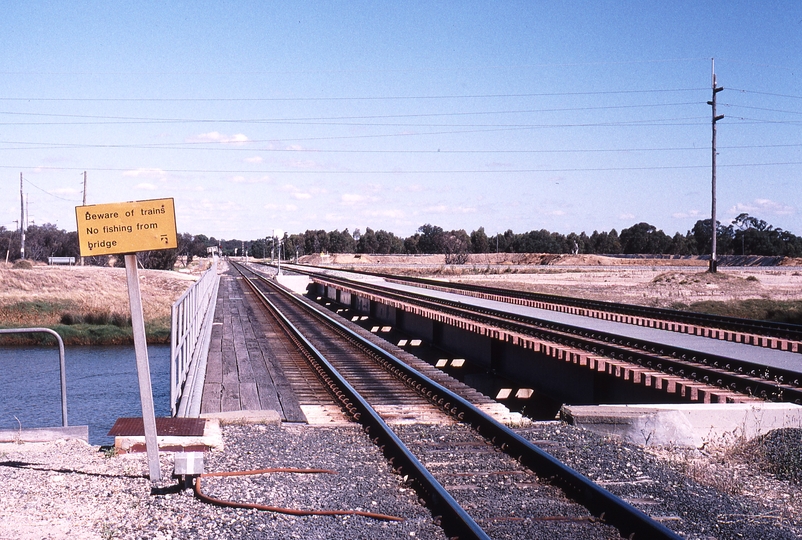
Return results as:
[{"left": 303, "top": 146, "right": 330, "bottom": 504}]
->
[{"left": 107, "top": 417, "right": 206, "bottom": 437}]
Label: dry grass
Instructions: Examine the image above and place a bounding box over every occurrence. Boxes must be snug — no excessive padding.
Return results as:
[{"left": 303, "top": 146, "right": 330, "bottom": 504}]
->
[
  {"left": 0, "top": 263, "right": 197, "bottom": 341},
  {"left": 649, "top": 430, "right": 802, "bottom": 525}
]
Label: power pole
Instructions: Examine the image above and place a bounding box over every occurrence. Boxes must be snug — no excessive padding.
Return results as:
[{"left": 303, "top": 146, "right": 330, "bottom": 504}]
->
[
  {"left": 707, "top": 59, "right": 724, "bottom": 273},
  {"left": 19, "top": 173, "right": 25, "bottom": 260}
]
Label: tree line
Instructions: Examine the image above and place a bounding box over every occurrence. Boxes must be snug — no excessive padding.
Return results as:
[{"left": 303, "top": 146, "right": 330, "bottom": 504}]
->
[{"left": 2, "top": 213, "right": 801, "bottom": 270}]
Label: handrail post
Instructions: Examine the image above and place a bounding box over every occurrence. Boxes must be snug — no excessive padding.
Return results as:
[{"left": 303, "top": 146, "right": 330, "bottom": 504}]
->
[{"left": 0, "top": 327, "right": 68, "bottom": 427}]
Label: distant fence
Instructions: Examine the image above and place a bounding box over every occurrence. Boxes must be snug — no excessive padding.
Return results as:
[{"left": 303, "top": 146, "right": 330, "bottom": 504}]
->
[{"left": 170, "top": 257, "right": 220, "bottom": 416}]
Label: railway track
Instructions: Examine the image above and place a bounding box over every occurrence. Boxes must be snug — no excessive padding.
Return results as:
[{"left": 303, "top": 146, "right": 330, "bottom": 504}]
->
[
  {"left": 284, "top": 265, "right": 802, "bottom": 404},
  {"left": 302, "top": 264, "right": 802, "bottom": 345},
  {"left": 231, "top": 262, "right": 680, "bottom": 539}
]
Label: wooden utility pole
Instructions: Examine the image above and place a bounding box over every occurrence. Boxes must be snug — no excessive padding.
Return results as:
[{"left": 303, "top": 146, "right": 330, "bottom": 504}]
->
[
  {"left": 20, "top": 173, "right": 25, "bottom": 259},
  {"left": 707, "top": 59, "right": 724, "bottom": 273}
]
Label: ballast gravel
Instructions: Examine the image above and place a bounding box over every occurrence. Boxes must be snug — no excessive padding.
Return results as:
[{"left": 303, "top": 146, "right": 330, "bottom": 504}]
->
[
  {"left": 0, "top": 423, "right": 444, "bottom": 540},
  {"left": 1, "top": 421, "right": 801, "bottom": 539},
  {"left": 516, "top": 423, "right": 802, "bottom": 540}
]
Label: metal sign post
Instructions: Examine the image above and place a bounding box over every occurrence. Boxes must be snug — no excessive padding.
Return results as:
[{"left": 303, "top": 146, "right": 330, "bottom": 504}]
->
[
  {"left": 125, "top": 253, "right": 161, "bottom": 481},
  {"left": 75, "top": 198, "right": 178, "bottom": 483}
]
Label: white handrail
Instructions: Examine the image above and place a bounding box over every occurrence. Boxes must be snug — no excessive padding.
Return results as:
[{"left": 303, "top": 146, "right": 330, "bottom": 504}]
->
[{"left": 170, "top": 257, "right": 220, "bottom": 416}]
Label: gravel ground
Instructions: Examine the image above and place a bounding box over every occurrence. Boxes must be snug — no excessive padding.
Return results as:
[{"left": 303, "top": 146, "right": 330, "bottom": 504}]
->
[
  {"left": 0, "top": 423, "right": 444, "bottom": 540},
  {"left": 2, "top": 422, "right": 802, "bottom": 539},
  {"left": 516, "top": 423, "right": 802, "bottom": 540}
]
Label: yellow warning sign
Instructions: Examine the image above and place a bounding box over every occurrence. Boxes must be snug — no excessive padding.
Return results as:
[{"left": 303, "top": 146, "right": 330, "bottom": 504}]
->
[{"left": 75, "top": 198, "right": 178, "bottom": 256}]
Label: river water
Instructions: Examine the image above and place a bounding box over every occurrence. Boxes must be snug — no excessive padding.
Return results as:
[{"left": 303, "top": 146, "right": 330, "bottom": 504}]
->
[{"left": 0, "top": 345, "right": 170, "bottom": 446}]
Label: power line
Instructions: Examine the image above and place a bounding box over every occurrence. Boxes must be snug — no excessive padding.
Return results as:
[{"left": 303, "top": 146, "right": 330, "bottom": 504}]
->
[
  {"left": 0, "top": 101, "right": 703, "bottom": 123},
  {"left": 721, "top": 103, "right": 802, "bottom": 116},
  {"left": 728, "top": 88, "right": 802, "bottom": 101},
  {"left": 2, "top": 161, "right": 801, "bottom": 175},
  {"left": 0, "top": 139, "right": 716, "bottom": 153},
  {"left": 22, "top": 176, "right": 82, "bottom": 202},
  {"left": 0, "top": 115, "right": 709, "bottom": 128},
  {"left": 0, "top": 88, "right": 707, "bottom": 103}
]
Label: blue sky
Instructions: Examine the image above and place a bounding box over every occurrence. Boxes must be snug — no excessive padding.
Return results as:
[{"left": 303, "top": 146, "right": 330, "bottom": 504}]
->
[{"left": 1, "top": 2, "right": 801, "bottom": 241}]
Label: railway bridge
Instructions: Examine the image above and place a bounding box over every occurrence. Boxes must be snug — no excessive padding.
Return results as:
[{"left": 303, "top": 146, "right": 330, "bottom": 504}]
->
[{"left": 122, "top": 259, "right": 802, "bottom": 538}]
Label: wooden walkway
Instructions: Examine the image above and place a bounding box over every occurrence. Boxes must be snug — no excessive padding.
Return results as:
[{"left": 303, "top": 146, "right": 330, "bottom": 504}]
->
[{"left": 201, "top": 271, "right": 306, "bottom": 422}]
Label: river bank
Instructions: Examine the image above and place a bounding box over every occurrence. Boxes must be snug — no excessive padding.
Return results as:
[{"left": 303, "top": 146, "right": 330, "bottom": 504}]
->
[{"left": 0, "top": 262, "right": 202, "bottom": 345}]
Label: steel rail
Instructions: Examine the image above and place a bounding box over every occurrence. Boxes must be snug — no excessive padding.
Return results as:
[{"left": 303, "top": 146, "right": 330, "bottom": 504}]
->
[
  {"left": 293, "top": 263, "right": 802, "bottom": 343},
  {"left": 302, "top": 271, "right": 802, "bottom": 403},
  {"left": 236, "top": 262, "right": 682, "bottom": 540},
  {"left": 233, "top": 263, "right": 491, "bottom": 540}
]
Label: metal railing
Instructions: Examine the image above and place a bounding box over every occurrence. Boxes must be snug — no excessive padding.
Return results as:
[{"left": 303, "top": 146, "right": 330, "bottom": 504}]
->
[
  {"left": 0, "top": 327, "right": 68, "bottom": 427},
  {"left": 170, "top": 257, "right": 220, "bottom": 416}
]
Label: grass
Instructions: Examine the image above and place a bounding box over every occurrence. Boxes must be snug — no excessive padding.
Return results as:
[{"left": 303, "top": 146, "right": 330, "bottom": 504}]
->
[
  {"left": 0, "top": 319, "right": 171, "bottom": 346},
  {"left": 731, "top": 428, "right": 802, "bottom": 484},
  {"left": 0, "top": 265, "right": 193, "bottom": 346},
  {"left": 672, "top": 299, "right": 802, "bottom": 325}
]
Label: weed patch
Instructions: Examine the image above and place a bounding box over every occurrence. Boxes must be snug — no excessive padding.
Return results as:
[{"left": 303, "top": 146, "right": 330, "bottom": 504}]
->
[
  {"left": 683, "top": 299, "right": 802, "bottom": 325},
  {"left": 734, "top": 428, "right": 802, "bottom": 483}
]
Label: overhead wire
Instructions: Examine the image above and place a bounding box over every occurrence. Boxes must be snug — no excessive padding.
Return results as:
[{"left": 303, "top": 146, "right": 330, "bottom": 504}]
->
[
  {"left": 0, "top": 87, "right": 708, "bottom": 102},
  {"left": 22, "top": 176, "right": 81, "bottom": 202},
  {"left": 2, "top": 161, "right": 801, "bottom": 175},
  {"left": 0, "top": 101, "right": 703, "bottom": 123}
]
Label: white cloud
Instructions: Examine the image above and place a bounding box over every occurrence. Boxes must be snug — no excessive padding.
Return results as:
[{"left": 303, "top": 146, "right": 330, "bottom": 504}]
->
[
  {"left": 245, "top": 156, "right": 263, "bottom": 163},
  {"left": 283, "top": 159, "right": 319, "bottom": 169},
  {"left": 363, "top": 208, "right": 405, "bottom": 218},
  {"left": 264, "top": 203, "right": 298, "bottom": 211},
  {"left": 420, "top": 205, "right": 476, "bottom": 214},
  {"left": 394, "top": 183, "right": 424, "bottom": 192},
  {"left": 188, "top": 132, "right": 249, "bottom": 144},
  {"left": 230, "top": 175, "right": 271, "bottom": 184},
  {"left": 341, "top": 193, "right": 380, "bottom": 206},
  {"left": 672, "top": 209, "right": 702, "bottom": 219},
  {"left": 619, "top": 213, "right": 636, "bottom": 220},
  {"left": 292, "top": 192, "right": 312, "bottom": 200},
  {"left": 51, "top": 188, "right": 79, "bottom": 195},
  {"left": 730, "top": 198, "right": 794, "bottom": 216},
  {"left": 123, "top": 168, "right": 166, "bottom": 178},
  {"left": 341, "top": 194, "right": 365, "bottom": 205},
  {"left": 134, "top": 182, "right": 157, "bottom": 190}
]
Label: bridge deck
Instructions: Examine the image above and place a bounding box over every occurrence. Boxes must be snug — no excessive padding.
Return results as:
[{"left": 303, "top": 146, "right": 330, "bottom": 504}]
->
[{"left": 201, "top": 271, "right": 305, "bottom": 421}]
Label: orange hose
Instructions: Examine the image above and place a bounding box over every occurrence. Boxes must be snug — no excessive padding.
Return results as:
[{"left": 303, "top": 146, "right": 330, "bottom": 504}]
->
[{"left": 193, "top": 467, "right": 404, "bottom": 522}]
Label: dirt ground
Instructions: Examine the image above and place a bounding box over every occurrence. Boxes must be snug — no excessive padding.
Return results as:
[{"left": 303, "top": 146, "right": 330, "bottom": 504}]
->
[
  {"left": 301, "top": 253, "right": 802, "bottom": 308},
  {"left": 3, "top": 255, "right": 802, "bottom": 328}
]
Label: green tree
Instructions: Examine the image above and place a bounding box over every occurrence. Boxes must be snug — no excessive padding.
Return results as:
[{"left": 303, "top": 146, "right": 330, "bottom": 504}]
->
[
  {"left": 619, "top": 223, "right": 672, "bottom": 254},
  {"left": 357, "top": 228, "right": 379, "bottom": 253},
  {"left": 470, "top": 227, "right": 490, "bottom": 253},
  {"left": 416, "top": 224, "right": 445, "bottom": 253}
]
